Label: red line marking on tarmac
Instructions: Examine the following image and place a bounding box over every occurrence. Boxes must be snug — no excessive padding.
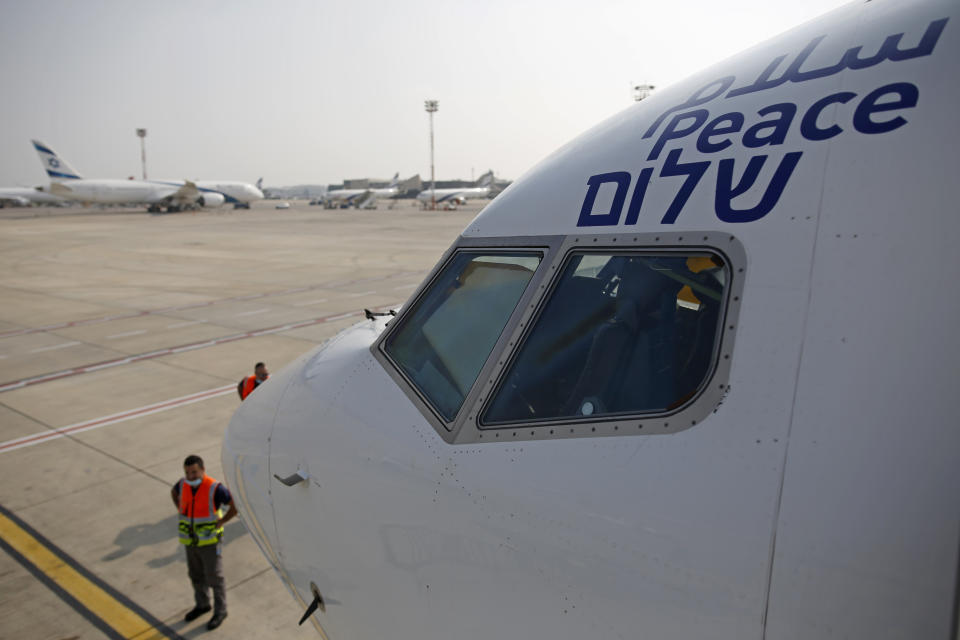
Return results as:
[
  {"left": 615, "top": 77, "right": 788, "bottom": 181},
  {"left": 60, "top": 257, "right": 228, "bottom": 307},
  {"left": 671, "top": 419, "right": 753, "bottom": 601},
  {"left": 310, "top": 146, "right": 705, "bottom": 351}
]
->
[
  {"left": 0, "top": 271, "right": 422, "bottom": 339},
  {"left": 0, "top": 385, "right": 236, "bottom": 454},
  {"left": 0, "top": 303, "right": 399, "bottom": 395}
]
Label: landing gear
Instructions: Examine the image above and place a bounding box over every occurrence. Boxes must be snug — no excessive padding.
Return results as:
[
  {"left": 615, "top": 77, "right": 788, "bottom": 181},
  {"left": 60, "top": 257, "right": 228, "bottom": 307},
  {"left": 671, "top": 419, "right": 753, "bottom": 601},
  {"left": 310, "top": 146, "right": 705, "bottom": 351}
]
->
[
  {"left": 147, "top": 204, "right": 162, "bottom": 213},
  {"left": 234, "top": 203, "right": 250, "bottom": 209}
]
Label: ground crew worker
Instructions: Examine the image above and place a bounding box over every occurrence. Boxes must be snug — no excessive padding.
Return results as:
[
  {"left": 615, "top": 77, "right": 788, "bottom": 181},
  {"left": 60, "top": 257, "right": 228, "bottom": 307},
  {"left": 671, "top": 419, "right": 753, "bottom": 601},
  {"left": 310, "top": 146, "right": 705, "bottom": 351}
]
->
[
  {"left": 171, "top": 454, "right": 237, "bottom": 630},
  {"left": 237, "top": 362, "right": 269, "bottom": 400}
]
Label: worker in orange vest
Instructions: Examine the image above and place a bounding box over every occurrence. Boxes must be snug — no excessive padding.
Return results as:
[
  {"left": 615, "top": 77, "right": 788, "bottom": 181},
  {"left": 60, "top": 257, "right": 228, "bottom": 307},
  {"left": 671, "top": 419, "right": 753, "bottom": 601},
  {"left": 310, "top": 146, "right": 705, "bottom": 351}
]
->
[
  {"left": 171, "top": 454, "right": 237, "bottom": 630},
  {"left": 237, "top": 362, "right": 269, "bottom": 400}
]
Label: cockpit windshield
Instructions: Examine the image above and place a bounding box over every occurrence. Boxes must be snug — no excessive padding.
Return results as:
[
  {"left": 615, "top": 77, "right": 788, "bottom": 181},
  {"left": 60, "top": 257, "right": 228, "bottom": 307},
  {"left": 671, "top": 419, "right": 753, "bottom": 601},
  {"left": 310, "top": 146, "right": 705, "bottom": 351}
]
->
[
  {"left": 482, "top": 251, "right": 727, "bottom": 424},
  {"left": 383, "top": 251, "right": 542, "bottom": 421}
]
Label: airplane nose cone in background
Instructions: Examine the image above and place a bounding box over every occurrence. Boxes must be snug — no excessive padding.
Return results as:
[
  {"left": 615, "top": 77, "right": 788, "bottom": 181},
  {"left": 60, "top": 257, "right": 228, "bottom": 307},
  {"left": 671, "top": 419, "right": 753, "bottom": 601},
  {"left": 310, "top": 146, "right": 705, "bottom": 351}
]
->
[{"left": 222, "top": 374, "right": 284, "bottom": 568}]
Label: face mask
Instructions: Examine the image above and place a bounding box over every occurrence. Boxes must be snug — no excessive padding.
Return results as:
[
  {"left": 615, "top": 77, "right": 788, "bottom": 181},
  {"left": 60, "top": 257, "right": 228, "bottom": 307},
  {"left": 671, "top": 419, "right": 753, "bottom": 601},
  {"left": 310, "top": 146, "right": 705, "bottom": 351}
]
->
[{"left": 185, "top": 477, "right": 203, "bottom": 488}]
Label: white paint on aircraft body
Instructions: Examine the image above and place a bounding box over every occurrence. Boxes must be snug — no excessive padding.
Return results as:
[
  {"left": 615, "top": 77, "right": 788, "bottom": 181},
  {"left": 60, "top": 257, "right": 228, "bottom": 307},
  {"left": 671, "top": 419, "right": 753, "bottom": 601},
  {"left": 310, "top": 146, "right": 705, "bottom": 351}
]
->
[
  {"left": 150, "top": 179, "right": 264, "bottom": 204},
  {"left": 46, "top": 178, "right": 181, "bottom": 204},
  {"left": 224, "top": 1, "right": 960, "bottom": 638},
  {"left": 415, "top": 186, "right": 492, "bottom": 204},
  {"left": 31, "top": 140, "right": 261, "bottom": 208},
  {"left": 324, "top": 173, "right": 403, "bottom": 208},
  {"left": 325, "top": 186, "right": 398, "bottom": 203},
  {"left": 416, "top": 170, "right": 496, "bottom": 205},
  {"left": 0, "top": 187, "right": 66, "bottom": 206}
]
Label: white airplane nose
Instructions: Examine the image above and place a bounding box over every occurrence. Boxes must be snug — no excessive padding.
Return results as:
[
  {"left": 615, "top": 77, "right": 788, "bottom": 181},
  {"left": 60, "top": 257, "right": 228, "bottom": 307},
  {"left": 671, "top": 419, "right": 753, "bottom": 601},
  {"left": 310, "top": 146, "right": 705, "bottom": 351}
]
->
[{"left": 222, "top": 370, "right": 286, "bottom": 569}]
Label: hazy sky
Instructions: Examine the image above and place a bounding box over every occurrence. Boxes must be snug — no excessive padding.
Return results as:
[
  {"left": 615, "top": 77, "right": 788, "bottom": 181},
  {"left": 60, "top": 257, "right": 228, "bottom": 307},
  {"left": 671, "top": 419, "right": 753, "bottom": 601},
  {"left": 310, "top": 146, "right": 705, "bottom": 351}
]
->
[{"left": 0, "top": 0, "right": 851, "bottom": 187}]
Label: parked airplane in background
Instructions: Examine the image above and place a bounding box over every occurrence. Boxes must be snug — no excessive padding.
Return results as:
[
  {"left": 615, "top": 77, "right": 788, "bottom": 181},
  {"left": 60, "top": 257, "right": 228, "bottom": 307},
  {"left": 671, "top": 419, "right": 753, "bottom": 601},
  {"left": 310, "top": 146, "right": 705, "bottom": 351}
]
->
[
  {"left": 147, "top": 178, "right": 263, "bottom": 210},
  {"left": 224, "top": 0, "right": 959, "bottom": 638},
  {"left": 323, "top": 173, "right": 403, "bottom": 209},
  {"left": 32, "top": 140, "right": 262, "bottom": 212},
  {"left": 0, "top": 186, "right": 66, "bottom": 207},
  {"left": 0, "top": 191, "right": 29, "bottom": 207},
  {"left": 416, "top": 169, "right": 495, "bottom": 208}
]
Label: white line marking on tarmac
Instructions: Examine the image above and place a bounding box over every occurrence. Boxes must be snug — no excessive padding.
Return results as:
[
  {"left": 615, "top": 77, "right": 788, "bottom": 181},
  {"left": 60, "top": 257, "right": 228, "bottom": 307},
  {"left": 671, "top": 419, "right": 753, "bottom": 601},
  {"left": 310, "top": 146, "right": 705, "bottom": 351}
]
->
[
  {"left": 0, "top": 303, "right": 400, "bottom": 394},
  {"left": 166, "top": 320, "right": 207, "bottom": 329},
  {"left": 392, "top": 283, "right": 417, "bottom": 290},
  {"left": 293, "top": 299, "right": 328, "bottom": 307},
  {"left": 105, "top": 330, "right": 147, "bottom": 339},
  {"left": 0, "top": 270, "right": 426, "bottom": 340},
  {"left": 0, "top": 385, "right": 235, "bottom": 454},
  {"left": 346, "top": 291, "right": 377, "bottom": 298},
  {"left": 236, "top": 308, "right": 270, "bottom": 317},
  {"left": 84, "top": 362, "right": 119, "bottom": 373},
  {"left": 30, "top": 341, "right": 82, "bottom": 353}
]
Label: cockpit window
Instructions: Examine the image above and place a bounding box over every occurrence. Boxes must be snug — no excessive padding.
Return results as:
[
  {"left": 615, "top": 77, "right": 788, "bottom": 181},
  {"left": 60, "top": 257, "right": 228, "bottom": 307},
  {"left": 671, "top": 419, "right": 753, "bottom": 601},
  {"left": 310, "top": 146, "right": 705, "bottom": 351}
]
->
[
  {"left": 384, "top": 251, "right": 542, "bottom": 421},
  {"left": 482, "top": 251, "right": 727, "bottom": 425}
]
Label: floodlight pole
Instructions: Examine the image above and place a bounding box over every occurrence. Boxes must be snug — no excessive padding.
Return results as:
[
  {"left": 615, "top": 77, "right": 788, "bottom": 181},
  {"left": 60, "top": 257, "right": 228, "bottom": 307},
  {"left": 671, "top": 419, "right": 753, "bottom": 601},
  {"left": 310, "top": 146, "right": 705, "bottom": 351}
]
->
[
  {"left": 424, "top": 100, "right": 438, "bottom": 209},
  {"left": 136, "top": 128, "right": 148, "bottom": 179}
]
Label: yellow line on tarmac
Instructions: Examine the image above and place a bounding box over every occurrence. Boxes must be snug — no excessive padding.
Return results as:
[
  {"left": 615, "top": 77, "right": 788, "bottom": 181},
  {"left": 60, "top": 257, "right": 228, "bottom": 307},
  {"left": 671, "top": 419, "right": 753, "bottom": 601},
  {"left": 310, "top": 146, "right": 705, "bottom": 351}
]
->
[{"left": 0, "top": 508, "right": 175, "bottom": 639}]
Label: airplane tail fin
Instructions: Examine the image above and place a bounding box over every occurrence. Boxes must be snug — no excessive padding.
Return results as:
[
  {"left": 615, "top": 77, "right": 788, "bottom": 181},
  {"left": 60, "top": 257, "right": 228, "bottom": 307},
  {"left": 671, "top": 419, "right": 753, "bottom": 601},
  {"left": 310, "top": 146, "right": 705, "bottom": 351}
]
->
[
  {"left": 32, "top": 140, "right": 82, "bottom": 180},
  {"left": 477, "top": 170, "right": 494, "bottom": 187},
  {"left": 388, "top": 172, "right": 399, "bottom": 188},
  {"left": 256, "top": 177, "right": 263, "bottom": 190}
]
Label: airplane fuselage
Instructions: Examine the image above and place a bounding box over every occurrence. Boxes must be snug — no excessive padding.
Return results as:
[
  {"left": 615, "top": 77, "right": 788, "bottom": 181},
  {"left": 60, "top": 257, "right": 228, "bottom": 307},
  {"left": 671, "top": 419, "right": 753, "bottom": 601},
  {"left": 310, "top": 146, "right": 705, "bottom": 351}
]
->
[
  {"left": 46, "top": 178, "right": 181, "bottom": 204},
  {"left": 325, "top": 186, "right": 398, "bottom": 207},
  {"left": 224, "top": 1, "right": 960, "bottom": 638},
  {"left": 416, "top": 186, "right": 491, "bottom": 204},
  {"left": 151, "top": 180, "right": 264, "bottom": 204},
  {"left": 30, "top": 140, "right": 262, "bottom": 209},
  {"left": 0, "top": 187, "right": 65, "bottom": 206}
]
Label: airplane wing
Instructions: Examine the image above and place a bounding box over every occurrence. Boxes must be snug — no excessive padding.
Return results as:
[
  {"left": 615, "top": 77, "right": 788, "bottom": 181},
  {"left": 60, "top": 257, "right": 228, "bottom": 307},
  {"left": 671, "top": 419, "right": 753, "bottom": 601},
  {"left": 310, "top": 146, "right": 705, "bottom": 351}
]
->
[
  {"left": 150, "top": 180, "right": 202, "bottom": 206},
  {"left": 48, "top": 182, "right": 73, "bottom": 197},
  {"left": 172, "top": 180, "right": 200, "bottom": 201}
]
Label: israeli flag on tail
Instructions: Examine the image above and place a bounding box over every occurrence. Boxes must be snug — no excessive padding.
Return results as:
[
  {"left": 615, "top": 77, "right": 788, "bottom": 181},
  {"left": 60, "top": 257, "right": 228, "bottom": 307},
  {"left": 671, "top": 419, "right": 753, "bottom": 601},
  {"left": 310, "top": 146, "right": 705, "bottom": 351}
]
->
[{"left": 31, "top": 140, "right": 82, "bottom": 180}]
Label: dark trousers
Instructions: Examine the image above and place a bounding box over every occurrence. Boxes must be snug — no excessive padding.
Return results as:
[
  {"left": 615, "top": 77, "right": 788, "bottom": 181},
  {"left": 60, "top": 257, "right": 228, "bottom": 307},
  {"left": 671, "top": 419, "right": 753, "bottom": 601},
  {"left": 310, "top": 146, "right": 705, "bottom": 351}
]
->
[{"left": 185, "top": 544, "right": 226, "bottom": 614}]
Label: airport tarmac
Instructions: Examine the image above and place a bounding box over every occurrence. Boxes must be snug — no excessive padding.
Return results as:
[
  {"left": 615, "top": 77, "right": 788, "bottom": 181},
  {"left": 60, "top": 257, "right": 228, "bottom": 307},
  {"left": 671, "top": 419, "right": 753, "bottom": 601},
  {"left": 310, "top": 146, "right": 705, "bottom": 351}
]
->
[{"left": 0, "top": 198, "right": 482, "bottom": 639}]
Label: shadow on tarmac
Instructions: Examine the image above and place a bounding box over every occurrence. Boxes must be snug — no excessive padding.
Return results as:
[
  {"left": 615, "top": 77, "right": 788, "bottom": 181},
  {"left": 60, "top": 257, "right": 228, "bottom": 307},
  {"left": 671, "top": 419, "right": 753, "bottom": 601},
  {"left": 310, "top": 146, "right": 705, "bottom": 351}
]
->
[{"left": 102, "top": 515, "right": 246, "bottom": 567}]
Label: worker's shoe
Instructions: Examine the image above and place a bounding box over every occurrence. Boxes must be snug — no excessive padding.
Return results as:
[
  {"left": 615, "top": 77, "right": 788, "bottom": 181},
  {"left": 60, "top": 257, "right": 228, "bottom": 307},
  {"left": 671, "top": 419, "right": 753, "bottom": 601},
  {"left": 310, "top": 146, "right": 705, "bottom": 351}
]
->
[
  {"left": 207, "top": 611, "right": 227, "bottom": 630},
  {"left": 184, "top": 605, "right": 211, "bottom": 622}
]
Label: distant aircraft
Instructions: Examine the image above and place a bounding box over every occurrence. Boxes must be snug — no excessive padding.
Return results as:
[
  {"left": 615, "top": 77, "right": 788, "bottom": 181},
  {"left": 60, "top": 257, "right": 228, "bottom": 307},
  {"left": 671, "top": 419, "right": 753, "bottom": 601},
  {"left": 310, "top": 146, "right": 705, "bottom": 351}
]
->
[
  {"left": 323, "top": 173, "right": 403, "bottom": 209},
  {"left": 148, "top": 178, "right": 263, "bottom": 210},
  {"left": 32, "top": 140, "right": 261, "bottom": 212},
  {"left": 0, "top": 191, "right": 29, "bottom": 207},
  {"left": 416, "top": 169, "right": 495, "bottom": 208},
  {"left": 223, "top": 1, "right": 960, "bottom": 638},
  {"left": 0, "top": 186, "right": 66, "bottom": 207}
]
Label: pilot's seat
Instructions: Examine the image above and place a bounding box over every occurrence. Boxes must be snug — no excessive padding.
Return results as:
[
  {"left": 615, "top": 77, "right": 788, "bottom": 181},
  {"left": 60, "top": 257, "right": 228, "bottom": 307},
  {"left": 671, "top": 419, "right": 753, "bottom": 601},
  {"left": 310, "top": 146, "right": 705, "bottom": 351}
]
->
[{"left": 566, "top": 258, "right": 681, "bottom": 417}]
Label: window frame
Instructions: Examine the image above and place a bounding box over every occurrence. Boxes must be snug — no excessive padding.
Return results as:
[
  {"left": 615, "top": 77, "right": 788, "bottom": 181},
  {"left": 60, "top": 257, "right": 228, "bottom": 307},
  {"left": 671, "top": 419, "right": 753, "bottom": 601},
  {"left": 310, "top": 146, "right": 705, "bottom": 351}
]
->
[
  {"left": 371, "top": 236, "right": 561, "bottom": 437},
  {"left": 371, "top": 231, "right": 745, "bottom": 444}
]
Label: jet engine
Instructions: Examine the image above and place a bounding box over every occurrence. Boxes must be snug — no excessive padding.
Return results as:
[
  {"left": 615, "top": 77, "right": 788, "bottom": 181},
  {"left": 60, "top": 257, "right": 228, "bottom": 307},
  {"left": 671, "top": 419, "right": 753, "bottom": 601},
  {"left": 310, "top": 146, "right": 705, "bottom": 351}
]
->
[{"left": 198, "top": 192, "right": 226, "bottom": 207}]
